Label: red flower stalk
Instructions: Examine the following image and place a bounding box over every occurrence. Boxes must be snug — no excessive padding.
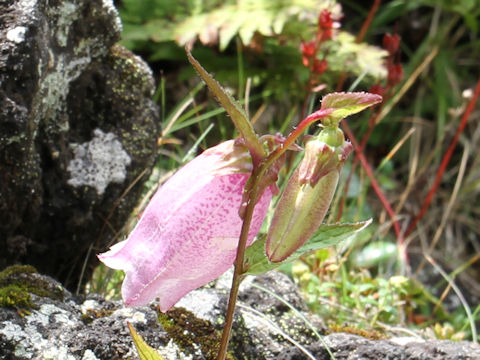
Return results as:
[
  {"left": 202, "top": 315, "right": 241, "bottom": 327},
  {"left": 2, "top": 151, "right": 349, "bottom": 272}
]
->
[
  {"left": 319, "top": 9, "right": 334, "bottom": 30},
  {"left": 301, "top": 40, "right": 316, "bottom": 66},
  {"left": 387, "top": 63, "right": 403, "bottom": 86}
]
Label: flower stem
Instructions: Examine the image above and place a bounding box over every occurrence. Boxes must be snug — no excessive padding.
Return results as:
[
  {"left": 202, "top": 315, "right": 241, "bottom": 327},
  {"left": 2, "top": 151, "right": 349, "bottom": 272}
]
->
[
  {"left": 216, "top": 109, "right": 333, "bottom": 359},
  {"left": 216, "top": 167, "right": 261, "bottom": 360}
]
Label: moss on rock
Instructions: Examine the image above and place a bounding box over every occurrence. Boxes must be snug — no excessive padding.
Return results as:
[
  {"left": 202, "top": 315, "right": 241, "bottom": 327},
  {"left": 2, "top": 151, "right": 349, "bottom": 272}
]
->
[
  {"left": 0, "top": 265, "right": 65, "bottom": 311},
  {"left": 156, "top": 306, "right": 234, "bottom": 360}
]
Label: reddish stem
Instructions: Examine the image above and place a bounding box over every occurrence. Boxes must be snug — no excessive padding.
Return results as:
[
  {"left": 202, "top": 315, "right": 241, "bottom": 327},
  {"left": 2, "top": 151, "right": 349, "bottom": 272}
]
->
[
  {"left": 336, "top": 0, "right": 382, "bottom": 91},
  {"left": 342, "top": 124, "right": 403, "bottom": 241},
  {"left": 336, "top": 107, "right": 383, "bottom": 221},
  {"left": 356, "top": 0, "right": 382, "bottom": 43},
  {"left": 405, "top": 78, "right": 480, "bottom": 237},
  {"left": 273, "top": 109, "right": 333, "bottom": 161},
  {"left": 216, "top": 108, "right": 334, "bottom": 359}
]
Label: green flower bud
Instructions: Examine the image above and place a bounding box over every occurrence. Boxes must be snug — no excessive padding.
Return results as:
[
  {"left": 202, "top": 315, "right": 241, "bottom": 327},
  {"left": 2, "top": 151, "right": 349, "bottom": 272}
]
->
[{"left": 266, "top": 127, "right": 352, "bottom": 262}]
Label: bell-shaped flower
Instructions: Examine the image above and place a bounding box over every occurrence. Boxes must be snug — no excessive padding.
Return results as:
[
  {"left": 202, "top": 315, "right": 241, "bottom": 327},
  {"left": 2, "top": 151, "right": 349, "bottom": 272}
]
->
[
  {"left": 266, "top": 127, "right": 352, "bottom": 262},
  {"left": 98, "top": 140, "right": 273, "bottom": 311}
]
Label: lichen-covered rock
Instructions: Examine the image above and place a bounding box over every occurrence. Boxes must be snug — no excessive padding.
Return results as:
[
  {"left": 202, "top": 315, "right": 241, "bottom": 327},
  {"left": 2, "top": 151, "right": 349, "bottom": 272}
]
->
[
  {"left": 281, "top": 332, "right": 480, "bottom": 360},
  {"left": 0, "top": 0, "right": 159, "bottom": 289},
  {"left": 1, "top": 267, "right": 480, "bottom": 360},
  {"left": 0, "top": 266, "right": 184, "bottom": 360}
]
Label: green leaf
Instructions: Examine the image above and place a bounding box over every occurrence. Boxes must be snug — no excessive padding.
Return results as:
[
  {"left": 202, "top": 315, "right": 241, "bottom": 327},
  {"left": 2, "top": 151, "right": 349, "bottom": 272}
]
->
[
  {"left": 186, "top": 50, "right": 265, "bottom": 161},
  {"left": 320, "top": 92, "right": 383, "bottom": 126},
  {"left": 244, "top": 220, "right": 372, "bottom": 275},
  {"left": 128, "top": 322, "right": 165, "bottom": 360},
  {"left": 323, "top": 31, "right": 388, "bottom": 79}
]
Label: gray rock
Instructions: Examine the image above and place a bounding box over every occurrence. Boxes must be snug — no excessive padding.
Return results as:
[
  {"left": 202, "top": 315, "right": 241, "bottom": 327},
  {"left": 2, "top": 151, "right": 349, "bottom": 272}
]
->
[
  {"left": 2, "top": 266, "right": 480, "bottom": 360},
  {"left": 0, "top": 0, "right": 159, "bottom": 289}
]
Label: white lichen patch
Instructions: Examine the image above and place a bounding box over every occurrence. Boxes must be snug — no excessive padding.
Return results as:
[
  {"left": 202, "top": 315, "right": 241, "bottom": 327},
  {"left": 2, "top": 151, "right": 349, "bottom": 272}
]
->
[
  {"left": 36, "top": 303, "right": 77, "bottom": 327},
  {"left": 80, "top": 299, "right": 101, "bottom": 315},
  {"left": 0, "top": 304, "right": 79, "bottom": 358},
  {"left": 0, "top": 321, "right": 37, "bottom": 358},
  {"left": 40, "top": 54, "right": 91, "bottom": 124},
  {"left": 156, "top": 339, "right": 194, "bottom": 360},
  {"left": 54, "top": 2, "right": 78, "bottom": 47},
  {"left": 81, "top": 349, "right": 100, "bottom": 360},
  {"left": 177, "top": 291, "right": 223, "bottom": 321},
  {"left": 67, "top": 129, "right": 131, "bottom": 195},
  {"left": 112, "top": 307, "right": 147, "bottom": 324},
  {"left": 390, "top": 336, "right": 425, "bottom": 346},
  {"left": 6, "top": 26, "right": 27, "bottom": 43},
  {"left": 17, "top": 0, "right": 36, "bottom": 11},
  {"left": 102, "top": 0, "right": 123, "bottom": 35},
  {"left": 42, "top": 346, "right": 76, "bottom": 360}
]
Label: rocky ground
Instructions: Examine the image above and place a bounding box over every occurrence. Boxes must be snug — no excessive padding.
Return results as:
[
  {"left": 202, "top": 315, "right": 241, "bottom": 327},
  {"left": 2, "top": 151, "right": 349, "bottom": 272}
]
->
[{"left": 1, "top": 265, "right": 479, "bottom": 360}]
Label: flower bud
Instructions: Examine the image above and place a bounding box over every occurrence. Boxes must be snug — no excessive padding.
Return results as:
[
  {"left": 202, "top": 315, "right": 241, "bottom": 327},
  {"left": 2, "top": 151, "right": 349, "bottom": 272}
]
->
[
  {"left": 266, "top": 127, "right": 352, "bottom": 262},
  {"left": 382, "top": 33, "right": 400, "bottom": 56},
  {"left": 368, "top": 84, "right": 386, "bottom": 97},
  {"left": 313, "top": 58, "right": 328, "bottom": 75},
  {"left": 301, "top": 40, "right": 316, "bottom": 67}
]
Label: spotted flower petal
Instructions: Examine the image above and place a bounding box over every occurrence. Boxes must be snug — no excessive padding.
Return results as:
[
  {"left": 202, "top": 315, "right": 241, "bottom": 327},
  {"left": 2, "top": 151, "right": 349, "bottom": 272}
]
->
[{"left": 98, "top": 140, "right": 273, "bottom": 311}]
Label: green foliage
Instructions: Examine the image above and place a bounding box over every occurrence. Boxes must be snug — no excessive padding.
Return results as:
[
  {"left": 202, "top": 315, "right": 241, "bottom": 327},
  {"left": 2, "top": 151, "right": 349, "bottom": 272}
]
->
[
  {"left": 323, "top": 31, "right": 387, "bottom": 79},
  {"left": 87, "top": 263, "right": 124, "bottom": 300},
  {"left": 174, "top": 0, "right": 341, "bottom": 50},
  {"left": 321, "top": 91, "right": 384, "bottom": 125},
  {"left": 421, "top": 0, "right": 480, "bottom": 33},
  {"left": 0, "top": 265, "right": 64, "bottom": 312},
  {"left": 291, "top": 260, "right": 427, "bottom": 327},
  {"left": 120, "top": 0, "right": 339, "bottom": 49},
  {"left": 244, "top": 221, "right": 371, "bottom": 276},
  {"left": 351, "top": 241, "right": 398, "bottom": 268},
  {"left": 118, "top": 0, "right": 386, "bottom": 105},
  {"left": 186, "top": 50, "right": 265, "bottom": 160}
]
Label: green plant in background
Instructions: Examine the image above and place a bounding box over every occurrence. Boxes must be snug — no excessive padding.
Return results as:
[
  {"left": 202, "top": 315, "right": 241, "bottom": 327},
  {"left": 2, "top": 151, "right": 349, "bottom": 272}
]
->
[{"left": 118, "top": 0, "right": 387, "bottom": 106}]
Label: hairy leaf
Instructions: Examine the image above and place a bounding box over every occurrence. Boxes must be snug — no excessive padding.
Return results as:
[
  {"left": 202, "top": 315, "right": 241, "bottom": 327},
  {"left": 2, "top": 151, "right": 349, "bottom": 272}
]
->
[
  {"left": 321, "top": 92, "right": 383, "bottom": 126},
  {"left": 186, "top": 51, "right": 265, "bottom": 161}
]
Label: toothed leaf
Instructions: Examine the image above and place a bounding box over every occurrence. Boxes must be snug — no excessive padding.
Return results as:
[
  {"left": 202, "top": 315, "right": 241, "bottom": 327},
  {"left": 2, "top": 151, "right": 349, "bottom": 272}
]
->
[
  {"left": 320, "top": 92, "right": 382, "bottom": 126},
  {"left": 186, "top": 51, "right": 265, "bottom": 161}
]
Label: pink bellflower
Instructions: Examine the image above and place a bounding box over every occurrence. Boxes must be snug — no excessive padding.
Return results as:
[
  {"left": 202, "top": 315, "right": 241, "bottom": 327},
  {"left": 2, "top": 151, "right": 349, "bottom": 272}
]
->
[{"left": 98, "top": 140, "right": 273, "bottom": 311}]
